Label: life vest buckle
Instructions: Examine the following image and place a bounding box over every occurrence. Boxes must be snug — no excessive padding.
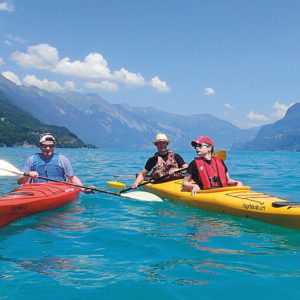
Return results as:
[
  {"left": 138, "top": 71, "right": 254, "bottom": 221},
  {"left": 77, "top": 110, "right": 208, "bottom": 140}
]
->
[{"left": 209, "top": 176, "right": 218, "bottom": 184}]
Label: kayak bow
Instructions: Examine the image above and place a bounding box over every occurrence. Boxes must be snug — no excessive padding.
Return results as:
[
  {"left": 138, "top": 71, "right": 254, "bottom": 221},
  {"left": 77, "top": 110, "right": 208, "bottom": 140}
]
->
[{"left": 0, "top": 182, "right": 80, "bottom": 228}]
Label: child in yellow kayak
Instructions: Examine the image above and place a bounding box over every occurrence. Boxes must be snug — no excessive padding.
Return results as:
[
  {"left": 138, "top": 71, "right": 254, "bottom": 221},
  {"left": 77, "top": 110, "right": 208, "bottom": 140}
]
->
[{"left": 182, "top": 136, "right": 242, "bottom": 195}]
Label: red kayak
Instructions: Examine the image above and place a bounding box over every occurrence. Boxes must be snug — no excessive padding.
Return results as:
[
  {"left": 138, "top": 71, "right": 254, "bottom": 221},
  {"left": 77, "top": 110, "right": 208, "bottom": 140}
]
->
[{"left": 0, "top": 182, "right": 80, "bottom": 229}]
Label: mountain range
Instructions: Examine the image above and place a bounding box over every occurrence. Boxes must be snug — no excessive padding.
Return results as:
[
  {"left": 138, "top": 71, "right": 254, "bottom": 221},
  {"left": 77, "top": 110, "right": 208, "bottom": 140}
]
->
[
  {"left": 0, "top": 89, "right": 88, "bottom": 148},
  {"left": 1, "top": 74, "right": 300, "bottom": 151},
  {"left": 232, "top": 103, "right": 300, "bottom": 151},
  {"left": 0, "top": 75, "right": 258, "bottom": 150}
]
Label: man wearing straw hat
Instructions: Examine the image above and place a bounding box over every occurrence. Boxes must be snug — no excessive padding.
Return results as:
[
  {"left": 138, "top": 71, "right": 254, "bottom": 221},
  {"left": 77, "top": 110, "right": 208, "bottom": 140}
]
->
[{"left": 131, "top": 133, "right": 188, "bottom": 189}]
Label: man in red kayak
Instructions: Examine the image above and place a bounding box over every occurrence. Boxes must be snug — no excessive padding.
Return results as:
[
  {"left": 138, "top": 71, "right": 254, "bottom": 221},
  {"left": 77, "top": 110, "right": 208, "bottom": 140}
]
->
[
  {"left": 17, "top": 133, "right": 91, "bottom": 193},
  {"left": 182, "top": 136, "right": 242, "bottom": 195},
  {"left": 131, "top": 133, "right": 188, "bottom": 189}
]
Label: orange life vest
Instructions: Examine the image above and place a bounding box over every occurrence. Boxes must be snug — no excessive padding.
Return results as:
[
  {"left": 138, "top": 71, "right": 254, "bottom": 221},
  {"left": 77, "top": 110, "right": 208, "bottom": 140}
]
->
[
  {"left": 151, "top": 150, "right": 180, "bottom": 181},
  {"left": 195, "top": 157, "right": 227, "bottom": 189}
]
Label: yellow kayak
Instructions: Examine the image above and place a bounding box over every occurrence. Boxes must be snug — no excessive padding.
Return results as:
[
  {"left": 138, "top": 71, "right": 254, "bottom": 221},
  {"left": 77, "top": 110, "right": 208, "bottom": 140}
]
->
[{"left": 143, "top": 178, "right": 300, "bottom": 230}]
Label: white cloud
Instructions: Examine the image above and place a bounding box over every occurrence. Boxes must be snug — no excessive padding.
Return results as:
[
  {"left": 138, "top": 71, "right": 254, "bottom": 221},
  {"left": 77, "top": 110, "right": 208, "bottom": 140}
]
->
[
  {"left": 64, "top": 81, "right": 78, "bottom": 91},
  {"left": 55, "top": 53, "right": 113, "bottom": 79},
  {"left": 4, "top": 34, "right": 27, "bottom": 46},
  {"left": 149, "top": 76, "right": 170, "bottom": 92},
  {"left": 0, "top": 57, "right": 4, "bottom": 68},
  {"left": 244, "top": 102, "right": 294, "bottom": 127},
  {"left": 204, "top": 88, "right": 215, "bottom": 95},
  {"left": 11, "top": 44, "right": 59, "bottom": 70},
  {"left": 271, "top": 101, "right": 294, "bottom": 119},
  {"left": 85, "top": 80, "right": 119, "bottom": 91},
  {"left": 11, "top": 43, "right": 169, "bottom": 92},
  {"left": 246, "top": 111, "right": 270, "bottom": 122},
  {"left": 23, "top": 74, "right": 77, "bottom": 92},
  {"left": 114, "top": 68, "right": 145, "bottom": 87},
  {"left": 12, "top": 44, "right": 118, "bottom": 81},
  {"left": 2, "top": 71, "right": 21, "bottom": 85},
  {"left": 23, "top": 75, "right": 64, "bottom": 92},
  {"left": 0, "top": 1, "right": 14, "bottom": 12},
  {"left": 225, "top": 103, "right": 234, "bottom": 109}
]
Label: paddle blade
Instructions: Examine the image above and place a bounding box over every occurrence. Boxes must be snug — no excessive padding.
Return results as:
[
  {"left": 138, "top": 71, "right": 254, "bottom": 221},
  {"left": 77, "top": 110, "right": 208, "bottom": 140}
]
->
[
  {"left": 114, "top": 174, "right": 136, "bottom": 179},
  {"left": 0, "top": 160, "right": 22, "bottom": 176},
  {"left": 120, "top": 191, "right": 163, "bottom": 202},
  {"left": 213, "top": 150, "right": 227, "bottom": 161},
  {"left": 106, "top": 181, "right": 126, "bottom": 189}
]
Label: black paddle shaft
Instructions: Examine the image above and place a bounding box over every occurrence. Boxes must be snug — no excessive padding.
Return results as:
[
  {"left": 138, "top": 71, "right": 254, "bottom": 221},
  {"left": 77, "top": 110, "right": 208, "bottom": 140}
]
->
[
  {"left": 120, "top": 167, "right": 188, "bottom": 193},
  {"left": 25, "top": 173, "right": 121, "bottom": 196}
]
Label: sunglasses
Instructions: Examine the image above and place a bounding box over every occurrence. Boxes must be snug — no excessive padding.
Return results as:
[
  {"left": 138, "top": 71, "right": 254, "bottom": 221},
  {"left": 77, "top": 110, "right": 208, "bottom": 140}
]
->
[
  {"left": 41, "top": 144, "right": 55, "bottom": 149},
  {"left": 193, "top": 143, "right": 208, "bottom": 149}
]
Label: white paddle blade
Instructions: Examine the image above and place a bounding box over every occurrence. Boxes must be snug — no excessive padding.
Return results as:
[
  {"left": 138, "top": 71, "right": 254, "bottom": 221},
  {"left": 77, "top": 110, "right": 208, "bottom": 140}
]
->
[
  {"left": 120, "top": 191, "right": 163, "bottom": 202},
  {"left": 0, "top": 160, "right": 22, "bottom": 176}
]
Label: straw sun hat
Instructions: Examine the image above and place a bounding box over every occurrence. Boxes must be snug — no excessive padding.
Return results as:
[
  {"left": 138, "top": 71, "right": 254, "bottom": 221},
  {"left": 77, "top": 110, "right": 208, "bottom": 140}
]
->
[{"left": 152, "top": 133, "right": 170, "bottom": 145}]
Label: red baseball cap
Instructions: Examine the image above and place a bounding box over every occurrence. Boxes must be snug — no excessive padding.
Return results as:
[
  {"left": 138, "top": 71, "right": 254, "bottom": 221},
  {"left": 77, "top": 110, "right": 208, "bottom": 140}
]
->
[{"left": 191, "top": 136, "right": 214, "bottom": 147}]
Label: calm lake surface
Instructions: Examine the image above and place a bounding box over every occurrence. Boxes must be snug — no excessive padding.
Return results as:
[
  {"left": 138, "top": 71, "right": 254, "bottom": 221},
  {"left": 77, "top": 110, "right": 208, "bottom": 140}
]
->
[{"left": 1, "top": 148, "right": 300, "bottom": 299}]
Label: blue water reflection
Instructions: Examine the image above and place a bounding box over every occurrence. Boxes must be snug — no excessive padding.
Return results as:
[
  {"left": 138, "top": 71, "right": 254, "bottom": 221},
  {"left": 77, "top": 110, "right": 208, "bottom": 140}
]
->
[{"left": 0, "top": 148, "right": 300, "bottom": 299}]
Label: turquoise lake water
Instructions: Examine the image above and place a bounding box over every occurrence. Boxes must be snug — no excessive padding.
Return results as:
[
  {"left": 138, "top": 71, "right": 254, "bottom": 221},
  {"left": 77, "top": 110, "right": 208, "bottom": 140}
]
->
[{"left": 1, "top": 148, "right": 300, "bottom": 299}]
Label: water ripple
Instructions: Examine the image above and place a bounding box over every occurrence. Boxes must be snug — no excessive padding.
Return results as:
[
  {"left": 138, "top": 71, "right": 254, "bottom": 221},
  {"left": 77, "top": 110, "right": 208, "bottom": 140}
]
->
[{"left": 1, "top": 148, "right": 300, "bottom": 299}]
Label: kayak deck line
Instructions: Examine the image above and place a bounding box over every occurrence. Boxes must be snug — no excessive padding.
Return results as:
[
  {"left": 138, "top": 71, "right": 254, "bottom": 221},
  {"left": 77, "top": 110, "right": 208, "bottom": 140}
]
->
[
  {"left": 143, "top": 178, "right": 300, "bottom": 230},
  {"left": 224, "top": 190, "right": 282, "bottom": 206},
  {"left": 10, "top": 183, "right": 75, "bottom": 197},
  {"left": 5, "top": 191, "right": 35, "bottom": 197}
]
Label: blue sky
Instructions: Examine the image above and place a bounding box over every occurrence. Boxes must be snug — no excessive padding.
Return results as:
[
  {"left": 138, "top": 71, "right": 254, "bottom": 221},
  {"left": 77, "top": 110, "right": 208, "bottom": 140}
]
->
[{"left": 0, "top": 0, "right": 299, "bottom": 129}]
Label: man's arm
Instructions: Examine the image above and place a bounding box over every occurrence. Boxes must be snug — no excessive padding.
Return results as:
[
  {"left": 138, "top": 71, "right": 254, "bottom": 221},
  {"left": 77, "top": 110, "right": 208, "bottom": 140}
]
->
[
  {"left": 226, "top": 173, "right": 243, "bottom": 186},
  {"left": 17, "top": 156, "right": 37, "bottom": 185},
  {"left": 175, "top": 154, "right": 188, "bottom": 168},
  {"left": 17, "top": 171, "right": 39, "bottom": 184},
  {"left": 131, "top": 169, "right": 149, "bottom": 189},
  {"left": 182, "top": 173, "right": 201, "bottom": 195}
]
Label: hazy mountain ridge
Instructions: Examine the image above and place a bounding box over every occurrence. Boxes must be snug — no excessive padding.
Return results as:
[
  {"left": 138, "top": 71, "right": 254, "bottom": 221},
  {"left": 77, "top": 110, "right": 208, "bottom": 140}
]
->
[
  {"left": 1, "top": 75, "right": 259, "bottom": 150},
  {"left": 56, "top": 91, "right": 260, "bottom": 150},
  {"left": 232, "top": 103, "right": 300, "bottom": 151},
  {"left": 0, "top": 90, "right": 88, "bottom": 148}
]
